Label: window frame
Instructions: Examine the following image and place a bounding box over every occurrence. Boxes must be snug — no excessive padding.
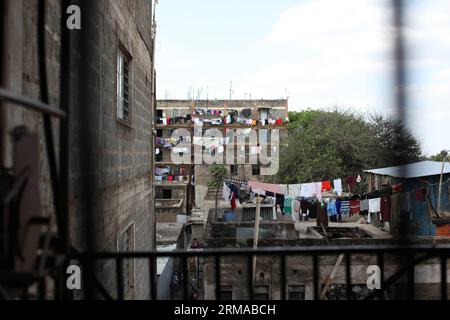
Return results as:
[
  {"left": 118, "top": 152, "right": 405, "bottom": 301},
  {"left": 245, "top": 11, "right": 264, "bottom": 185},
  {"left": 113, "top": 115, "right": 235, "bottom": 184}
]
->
[{"left": 116, "top": 43, "right": 133, "bottom": 126}]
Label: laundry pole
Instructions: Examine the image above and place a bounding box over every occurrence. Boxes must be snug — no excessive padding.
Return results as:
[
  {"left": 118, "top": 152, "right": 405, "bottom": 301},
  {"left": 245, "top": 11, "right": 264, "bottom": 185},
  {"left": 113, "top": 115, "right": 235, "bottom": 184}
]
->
[{"left": 252, "top": 197, "right": 262, "bottom": 285}]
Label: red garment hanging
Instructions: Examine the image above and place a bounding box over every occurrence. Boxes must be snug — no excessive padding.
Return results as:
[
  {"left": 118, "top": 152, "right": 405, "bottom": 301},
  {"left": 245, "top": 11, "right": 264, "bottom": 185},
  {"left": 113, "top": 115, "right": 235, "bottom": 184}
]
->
[
  {"left": 231, "top": 192, "right": 236, "bottom": 210},
  {"left": 321, "top": 181, "right": 332, "bottom": 191}
]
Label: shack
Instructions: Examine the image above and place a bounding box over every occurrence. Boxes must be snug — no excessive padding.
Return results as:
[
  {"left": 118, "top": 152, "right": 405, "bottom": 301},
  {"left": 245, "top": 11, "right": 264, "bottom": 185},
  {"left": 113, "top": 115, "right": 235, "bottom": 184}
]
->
[{"left": 364, "top": 160, "right": 450, "bottom": 236}]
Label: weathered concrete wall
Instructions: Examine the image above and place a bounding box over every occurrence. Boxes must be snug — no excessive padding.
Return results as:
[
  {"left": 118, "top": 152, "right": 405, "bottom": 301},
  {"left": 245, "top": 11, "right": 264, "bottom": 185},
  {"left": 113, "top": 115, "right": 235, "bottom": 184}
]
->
[
  {"left": 3, "top": 0, "right": 154, "bottom": 299},
  {"left": 203, "top": 254, "right": 450, "bottom": 300}
]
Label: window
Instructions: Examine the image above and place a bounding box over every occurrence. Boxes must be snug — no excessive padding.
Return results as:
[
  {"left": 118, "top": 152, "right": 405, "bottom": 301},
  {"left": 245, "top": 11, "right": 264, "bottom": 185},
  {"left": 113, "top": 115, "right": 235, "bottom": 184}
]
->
[
  {"left": 119, "top": 223, "right": 135, "bottom": 299},
  {"left": 252, "top": 165, "right": 260, "bottom": 176},
  {"left": 219, "top": 286, "right": 233, "bottom": 300},
  {"left": 155, "top": 150, "right": 163, "bottom": 162},
  {"left": 117, "top": 46, "right": 132, "bottom": 123},
  {"left": 163, "top": 189, "right": 172, "bottom": 199},
  {"left": 230, "top": 165, "right": 238, "bottom": 176},
  {"left": 254, "top": 285, "right": 269, "bottom": 300},
  {"left": 288, "top": 285, "right": 305, "bottom": 300}
]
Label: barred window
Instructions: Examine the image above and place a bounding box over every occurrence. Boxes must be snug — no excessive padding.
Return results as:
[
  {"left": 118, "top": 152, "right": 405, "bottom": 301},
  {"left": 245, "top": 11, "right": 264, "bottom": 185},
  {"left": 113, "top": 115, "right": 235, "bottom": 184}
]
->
[
  {"left": 119, "top": 223, "right": 135, "bottom": 299},
  {"left": 117, "top": 47, "right": 131, "bottom": 122}
]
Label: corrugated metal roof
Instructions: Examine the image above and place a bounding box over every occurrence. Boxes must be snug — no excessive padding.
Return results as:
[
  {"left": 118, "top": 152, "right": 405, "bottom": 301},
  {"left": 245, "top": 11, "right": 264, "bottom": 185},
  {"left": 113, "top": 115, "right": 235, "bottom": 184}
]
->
[{"left": 364, "top": 161, "right": 450, "bottom": 178}]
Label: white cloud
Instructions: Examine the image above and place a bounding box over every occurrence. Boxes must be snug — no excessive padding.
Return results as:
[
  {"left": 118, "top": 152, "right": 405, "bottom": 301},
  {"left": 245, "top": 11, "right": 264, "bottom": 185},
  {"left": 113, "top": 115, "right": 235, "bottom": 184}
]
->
[{"left": 237, "top": 0, "right": 450, "bottom": 155}]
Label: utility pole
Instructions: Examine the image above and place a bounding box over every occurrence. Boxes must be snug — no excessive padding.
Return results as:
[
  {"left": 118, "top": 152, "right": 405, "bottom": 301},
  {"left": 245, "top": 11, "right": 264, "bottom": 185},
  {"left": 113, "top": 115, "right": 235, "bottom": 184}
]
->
[
  {"left": 252, "top": 197, "right": 262, "bottom": 285},
  {"left": 437, "top": 151, "right": 449, "bottom": 215}
]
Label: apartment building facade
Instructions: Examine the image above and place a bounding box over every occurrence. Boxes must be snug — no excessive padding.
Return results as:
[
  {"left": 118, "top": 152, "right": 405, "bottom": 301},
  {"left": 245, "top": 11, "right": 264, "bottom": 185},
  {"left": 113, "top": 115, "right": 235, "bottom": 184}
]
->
[{"left": 155, "top": 99, "right": 288, "bottom": 212}]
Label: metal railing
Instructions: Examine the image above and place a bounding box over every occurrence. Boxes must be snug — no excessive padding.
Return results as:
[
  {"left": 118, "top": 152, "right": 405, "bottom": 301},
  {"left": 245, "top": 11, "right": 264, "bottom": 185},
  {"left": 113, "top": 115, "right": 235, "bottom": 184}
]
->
[{"left": 68, "top": 244, "right": 450, "bottom": 300}]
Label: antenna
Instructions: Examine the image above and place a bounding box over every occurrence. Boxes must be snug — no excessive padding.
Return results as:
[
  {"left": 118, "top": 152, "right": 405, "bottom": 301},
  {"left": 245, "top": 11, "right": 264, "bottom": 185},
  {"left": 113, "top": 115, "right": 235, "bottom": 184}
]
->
[
  {"left": 284, "top": 88, "right": 290, "bottom": 100},
  {"left": 229, "top": 81, "right": 234, "bottom": 100}
]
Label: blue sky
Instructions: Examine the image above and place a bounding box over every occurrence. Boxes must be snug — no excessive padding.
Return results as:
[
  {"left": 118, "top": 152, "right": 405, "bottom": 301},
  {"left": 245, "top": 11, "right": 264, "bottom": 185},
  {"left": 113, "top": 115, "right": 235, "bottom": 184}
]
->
[{"left": 156, "top": 0, "right": 450, "bottom": 155}]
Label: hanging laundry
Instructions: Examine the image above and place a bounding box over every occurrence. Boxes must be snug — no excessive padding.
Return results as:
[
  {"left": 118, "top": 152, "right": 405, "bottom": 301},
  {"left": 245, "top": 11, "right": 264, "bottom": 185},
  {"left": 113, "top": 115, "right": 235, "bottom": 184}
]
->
[
  {"left": 392, "top": 183, "right": 402, "bottom": 192},
  {"left": 312, "top": 182, "right": 322, "bottom": 200},
  {"left": 172, "top": 147, "right": 189, "bottom": 153},
  {"left": 300, "top": 200, "right": 309, "bottom": 215},
  {"left": 248, "top": 181, "right": 287, "bottom": 195},
  {"left": 288, "top": 184, "right": 302, "bottom": 197},
  {"left": 333, "top": 179, "right": 343, "bottom": 196},
  {"left": 231, "top": 192, "right": 237, "bottom": 210},
  {"left": 321, "top": 181, "right": 332, "bottom": 191},
  {"left": 317, "top": 201, "right": 328, "bottom": 227},
  {"left": 284, "top": 196, "right": 293, "bottom": 215},
  {"left": 349, "top": 200, "right": 360, "bottom": 215},
  {"left": 223, "top": 182, "right": 231, "bottom": 202},
  {"left": 369, "top": 198, "right": 381, "bottom": 213},
  {"left": 360, "top": 199, "right": 369, "bottom": 213},
  {"left": 380, "top": 197, "right": 391, "bottom": 222},
  {"left": 276, "top": 194, "right": 285, "bottom": 214},
  {"left": 340, "top": 200, "right": 350, "bottom": 216},
  {"left": 327, "top": 199, "right": 337, "bottom": 217},
  {"left": 345, "top": 176, "right": 357, "bottom": 192},
  {"left": 300, "top": 183, "right": 313, "bottom": 197}
]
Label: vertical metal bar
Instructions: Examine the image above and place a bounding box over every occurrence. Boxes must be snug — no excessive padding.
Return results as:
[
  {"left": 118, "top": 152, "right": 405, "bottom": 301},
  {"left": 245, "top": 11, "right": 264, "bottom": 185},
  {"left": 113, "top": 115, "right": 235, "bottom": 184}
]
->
[
  {"left": 215, "top": 256, "right": 221, "bottom": 300},
  {"left": 313, "top": 254, "right": 319, "bottom": 300},
  {"left": 377, "top": 253, "right": 385, "bottom": 300},
  {"left": 149, "top": 257, "right": 156, "bottom": 300},
  {"left": 0, "top": 0, "right": 5, "bottom": 164},
  {"left": 116, "top": 257, "right": 124, "bottom": 300},
  {"left": 183, "top": 256, "right": 188, "bottom": 300},
  {"left": 441, "top": 256, "right": 447, "bottom": 301},
  {"left": 59, "top": 0, "right": 71, "bottom": 256},
  {"left": 59, "top": 0, "right": 71, "bottom": 300},
  {"left": 392, "top": 0, "right": 409, "bottom": 177},
  {"left": 280, "top": 255, "right": 286, "bottom": 300},
  {"left": 82, "top": 259, "right": 92, "bottom": 300},
  {"left": 247, "top": 254, "right": 253, "bottom": 300},
  {"left": 406, "top": 253, "right": 414, "bottom": 300},
  {"left": 38, "top": 0, "right": 63, "bottom": 239},
  {"left": 38, "top": 277, "right": 46, "bottom": 300},
  {"left": 345, "top": 253, "right": 351, "bottom": 300}
]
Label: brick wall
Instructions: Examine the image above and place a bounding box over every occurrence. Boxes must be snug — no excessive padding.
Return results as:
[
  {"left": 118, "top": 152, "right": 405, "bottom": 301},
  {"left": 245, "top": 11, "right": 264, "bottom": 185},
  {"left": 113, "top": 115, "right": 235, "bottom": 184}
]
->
[{"left": 2, "top": 0, "right": 154, "bottom": 299}]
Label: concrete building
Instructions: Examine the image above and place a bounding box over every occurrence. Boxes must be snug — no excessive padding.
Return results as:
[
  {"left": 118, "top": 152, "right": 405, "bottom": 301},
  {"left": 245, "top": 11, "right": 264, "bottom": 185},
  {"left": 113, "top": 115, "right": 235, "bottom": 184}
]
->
[
  {"left": 155, "top": 99, "right": 289, "bottom": 215},
  {"left": 1, "top": 0, "right": 156, "bottom": 299}
]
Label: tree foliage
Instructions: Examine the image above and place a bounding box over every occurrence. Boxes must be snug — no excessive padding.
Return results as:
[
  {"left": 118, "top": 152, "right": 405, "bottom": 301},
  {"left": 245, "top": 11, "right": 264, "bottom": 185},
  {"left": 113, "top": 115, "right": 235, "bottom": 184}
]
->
[
  {"left": 207, "top": 165, "right": 227, "bottom": 189},
  {"left": 274, "top": 109, "right": 422, "bottom": 184},
  {"left": 429, "top": 150, "right": 449, "bottom": 162}
]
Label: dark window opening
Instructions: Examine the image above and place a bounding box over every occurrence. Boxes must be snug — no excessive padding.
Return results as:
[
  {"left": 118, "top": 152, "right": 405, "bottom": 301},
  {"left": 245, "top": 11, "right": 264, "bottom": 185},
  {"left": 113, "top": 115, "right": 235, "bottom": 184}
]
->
[
  {"left": 288, "top": 285, "right": 305, "bottom": 300},
  {"left": 254, "top": 285, "right": 269, "bottom": 300},
  {"left": 163, "top": 189, "right": 172, "bottom": 199},
  {"left": 219, "top": 286, "right": 233, "bottom": 300}
]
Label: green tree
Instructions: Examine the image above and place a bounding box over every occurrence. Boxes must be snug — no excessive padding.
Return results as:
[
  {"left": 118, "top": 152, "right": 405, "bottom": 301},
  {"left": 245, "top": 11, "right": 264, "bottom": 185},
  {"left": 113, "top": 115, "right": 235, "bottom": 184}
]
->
[
  {"left": 275, "top": 109, "right": 422, "bottom": 184},
  {"left": 370, "top": 115, "right": 422, "bottom": 166},
  {"left": 430, "top": 150, "right": 449, "bottom": 162},
  {"left": 207, "top": 165, "right": 228, "bottom": 216}
]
